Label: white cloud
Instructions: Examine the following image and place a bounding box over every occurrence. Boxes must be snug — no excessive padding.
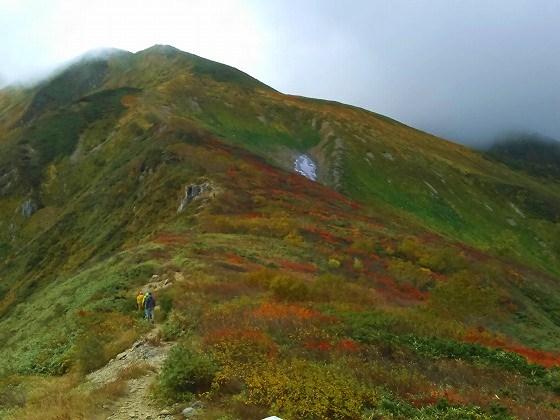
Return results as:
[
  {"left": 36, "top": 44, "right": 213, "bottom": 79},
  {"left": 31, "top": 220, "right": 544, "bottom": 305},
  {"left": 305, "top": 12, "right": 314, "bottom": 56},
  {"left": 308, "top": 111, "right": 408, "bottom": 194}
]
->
[
  {"left": 1, "top": 0, "right": 559, "bottom": 143},
  {"left": 0, "top": 0, "right": 263, "bottom": 84}
]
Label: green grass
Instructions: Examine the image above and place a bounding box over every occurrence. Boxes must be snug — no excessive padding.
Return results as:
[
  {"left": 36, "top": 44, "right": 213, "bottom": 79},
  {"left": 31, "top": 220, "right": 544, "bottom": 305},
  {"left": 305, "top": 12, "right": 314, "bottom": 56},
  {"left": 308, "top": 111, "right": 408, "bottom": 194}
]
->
[
  {"left": 21, "top": 58, "right": 109, "bottom": 123},
  {"left": 0, "top": 251, "right": 158, "bottom": 375}
]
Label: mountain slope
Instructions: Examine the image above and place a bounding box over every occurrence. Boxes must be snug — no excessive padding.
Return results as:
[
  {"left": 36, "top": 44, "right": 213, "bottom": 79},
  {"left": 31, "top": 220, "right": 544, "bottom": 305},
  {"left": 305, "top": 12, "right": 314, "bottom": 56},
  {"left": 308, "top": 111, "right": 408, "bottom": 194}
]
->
[
  {"left": 1, "top": 46, "right": 560, "bottom": 419},
  {"left": 486, "top": 132, "right": 560, "bottom": 180}
]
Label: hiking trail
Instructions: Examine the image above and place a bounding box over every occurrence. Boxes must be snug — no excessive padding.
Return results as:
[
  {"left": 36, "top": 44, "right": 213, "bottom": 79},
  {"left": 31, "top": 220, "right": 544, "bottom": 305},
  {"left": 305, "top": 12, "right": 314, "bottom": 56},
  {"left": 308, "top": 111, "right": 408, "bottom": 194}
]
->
[
  {"left": 87, "top": 325, "right": 176, "bottom": 419},
  {"left": 86, "top": 275, "right": 181, "bottom": 419}
]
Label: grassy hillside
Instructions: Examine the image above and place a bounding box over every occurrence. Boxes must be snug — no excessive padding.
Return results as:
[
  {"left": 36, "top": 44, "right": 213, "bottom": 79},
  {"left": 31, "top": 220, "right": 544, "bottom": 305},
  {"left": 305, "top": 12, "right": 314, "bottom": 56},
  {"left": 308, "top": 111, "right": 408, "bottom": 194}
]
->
[
  {"left": 486, "top": 132, "right": 560, "bottom": 180},
  {"left": 1, "top": 45, "right": 560, "bottom": 419}
]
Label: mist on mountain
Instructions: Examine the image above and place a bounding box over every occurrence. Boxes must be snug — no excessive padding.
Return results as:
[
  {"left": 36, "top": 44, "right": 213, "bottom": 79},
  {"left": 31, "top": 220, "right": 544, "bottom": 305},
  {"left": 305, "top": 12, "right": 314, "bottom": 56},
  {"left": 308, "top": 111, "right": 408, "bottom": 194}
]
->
[
  {"left": 486, "top": 131, "right": 560, "bottom": 179},
  {"left": 2, "top": 1, "right": 560, "bottom": 146}
]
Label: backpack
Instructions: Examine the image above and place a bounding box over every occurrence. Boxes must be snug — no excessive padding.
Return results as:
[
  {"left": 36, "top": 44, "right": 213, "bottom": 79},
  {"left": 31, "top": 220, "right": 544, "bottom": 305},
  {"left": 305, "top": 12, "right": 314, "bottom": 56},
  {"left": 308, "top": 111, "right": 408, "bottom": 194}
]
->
[{"left": 145, "top": 294, "right": 155, "bottom": 308}]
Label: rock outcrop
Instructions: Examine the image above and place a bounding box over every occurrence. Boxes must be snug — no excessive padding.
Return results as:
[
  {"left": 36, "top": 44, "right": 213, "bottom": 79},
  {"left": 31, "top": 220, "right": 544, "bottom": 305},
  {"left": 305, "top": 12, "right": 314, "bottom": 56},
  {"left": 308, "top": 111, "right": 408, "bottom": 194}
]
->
[
  {"left": 20, "top": 198, "right": 38, "bottom": 218},
  {"left": 177, "top": 181, "right": 213, "bottom": 213}
]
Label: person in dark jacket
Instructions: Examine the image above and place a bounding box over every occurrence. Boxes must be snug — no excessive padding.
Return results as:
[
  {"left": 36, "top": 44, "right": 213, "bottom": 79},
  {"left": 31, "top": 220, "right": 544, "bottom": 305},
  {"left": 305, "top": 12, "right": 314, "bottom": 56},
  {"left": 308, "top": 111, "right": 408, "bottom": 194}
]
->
[{"left": 143, "top": 291, "right": 156, "bottom": 322}]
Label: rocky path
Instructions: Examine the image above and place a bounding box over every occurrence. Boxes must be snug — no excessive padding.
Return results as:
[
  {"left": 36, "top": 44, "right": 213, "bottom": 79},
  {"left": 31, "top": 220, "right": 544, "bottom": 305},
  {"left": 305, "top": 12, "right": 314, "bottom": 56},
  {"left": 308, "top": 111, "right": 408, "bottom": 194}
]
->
[
  {"left": 106, "top": 374, "right": 167, "bottom": 420},
  {"left": 87, "top": 326, "right": 176, "bottom": 420},
  {"left": 83, "top": 274, "right": 203, "bottom": 419}
]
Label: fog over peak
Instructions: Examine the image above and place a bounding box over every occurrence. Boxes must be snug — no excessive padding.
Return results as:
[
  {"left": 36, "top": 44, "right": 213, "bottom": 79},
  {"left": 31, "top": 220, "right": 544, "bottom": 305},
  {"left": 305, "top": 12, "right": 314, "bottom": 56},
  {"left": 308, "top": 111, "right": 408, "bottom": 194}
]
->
[{"left": 1, "top": 0, "right": 559, "bottom": 146}]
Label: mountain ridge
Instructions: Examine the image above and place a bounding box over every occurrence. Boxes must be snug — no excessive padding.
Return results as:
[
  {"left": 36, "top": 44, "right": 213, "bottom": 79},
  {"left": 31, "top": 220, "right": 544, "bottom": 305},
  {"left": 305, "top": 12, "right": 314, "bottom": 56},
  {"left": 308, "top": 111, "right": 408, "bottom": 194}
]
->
[{"left": 1, "top": 45, "right": 560, "bottom": 418}]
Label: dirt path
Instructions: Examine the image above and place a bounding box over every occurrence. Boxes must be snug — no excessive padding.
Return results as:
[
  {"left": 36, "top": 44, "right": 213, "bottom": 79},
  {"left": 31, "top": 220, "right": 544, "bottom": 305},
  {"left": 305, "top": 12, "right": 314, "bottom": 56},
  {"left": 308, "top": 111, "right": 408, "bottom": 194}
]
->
[
  {"left": 84, "top": 275, "right": 185, "bottom": 419},
  {"left": 87, "top": 326, "right": 174, "bottom": 420},
  {"left": 86, "top": 325, "right": 176, "bottom": 420},
  {"left": 105, "top": 374, "right": 169, "bottom": 420}
]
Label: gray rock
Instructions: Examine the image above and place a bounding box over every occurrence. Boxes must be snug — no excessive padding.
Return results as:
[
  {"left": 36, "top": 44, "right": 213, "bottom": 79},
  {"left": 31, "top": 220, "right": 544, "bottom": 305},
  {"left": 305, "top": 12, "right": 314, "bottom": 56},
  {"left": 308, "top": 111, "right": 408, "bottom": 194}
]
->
[
  {"left": 182, "top": 407, "right": 197, "bottom": 418},
  {"left": 116, "top": 351, "right": 128, "bottom": 360},
  {"left": 20, "top": 198, "right": 38, "bottom": 218},
  {"left": 190, "top": 400, "right": 204, "bottom": 409},
  {"left": 177, "top": 182, "right": 212, "bottom": 213}
]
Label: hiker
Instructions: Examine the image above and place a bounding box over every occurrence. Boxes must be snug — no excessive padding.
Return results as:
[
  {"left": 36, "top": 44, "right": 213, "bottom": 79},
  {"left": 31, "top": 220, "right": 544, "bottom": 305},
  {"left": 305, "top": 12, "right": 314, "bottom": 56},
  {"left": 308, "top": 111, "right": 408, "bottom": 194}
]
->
[
  {"left": 136, "top": 291, "right": 144, "bottom": 311},
  {"left": 143, "top": 291, "right": 156, "bottom": 322}
]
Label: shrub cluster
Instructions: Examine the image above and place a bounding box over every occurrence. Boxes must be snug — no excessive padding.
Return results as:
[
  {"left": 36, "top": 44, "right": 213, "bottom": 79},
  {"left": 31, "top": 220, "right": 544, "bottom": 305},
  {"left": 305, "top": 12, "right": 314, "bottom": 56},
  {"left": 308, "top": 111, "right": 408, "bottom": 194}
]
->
[
  {"left": 242, "top": 359, "right": 377, "bottom": 419},
  {"left": 157, "top": 344, "right": 218, "bottom": 401},
  {"left": 397, "top": 237, "right": 466, "bottom": 274}
]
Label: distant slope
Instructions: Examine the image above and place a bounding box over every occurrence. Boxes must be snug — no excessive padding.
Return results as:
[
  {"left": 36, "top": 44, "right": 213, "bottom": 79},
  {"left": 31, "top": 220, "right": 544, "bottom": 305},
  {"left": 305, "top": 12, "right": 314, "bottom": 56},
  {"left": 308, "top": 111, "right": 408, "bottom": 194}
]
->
[{"left": 486, "top": 132, "right": 560, "bottom": 180}]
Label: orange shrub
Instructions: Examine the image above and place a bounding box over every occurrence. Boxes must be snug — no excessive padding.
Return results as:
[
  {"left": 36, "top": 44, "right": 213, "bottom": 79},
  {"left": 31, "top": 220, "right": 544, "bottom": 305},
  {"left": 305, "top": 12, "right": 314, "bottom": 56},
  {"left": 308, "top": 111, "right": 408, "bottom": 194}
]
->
[
  {"left": 204, "top": 328, "right": 278, "bottom": 363},
  {"left": 277, "top": 259, "right": 317, "bottom": 273},
  {"left": 253, "top": 302, "right": 324, "bottom": 321},
  {"left": 464, "top": 328, "right": 560, "bottom": 368},
  {"left": 336, "top": 338, "right": 361, "bottom": 353},
  {"left": 252, "top": 302, "right": 336, "bottom": 348},
  {"left": 304, "top": 340, "right": 333, "bottom": 352}
]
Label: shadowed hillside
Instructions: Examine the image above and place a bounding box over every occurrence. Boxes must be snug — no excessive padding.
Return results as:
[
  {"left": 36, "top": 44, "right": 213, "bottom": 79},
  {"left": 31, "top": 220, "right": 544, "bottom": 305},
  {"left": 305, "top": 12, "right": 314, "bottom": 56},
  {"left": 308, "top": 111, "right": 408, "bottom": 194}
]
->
[{"left": 486, "top": 132, "right": 560, "bottom": 180}]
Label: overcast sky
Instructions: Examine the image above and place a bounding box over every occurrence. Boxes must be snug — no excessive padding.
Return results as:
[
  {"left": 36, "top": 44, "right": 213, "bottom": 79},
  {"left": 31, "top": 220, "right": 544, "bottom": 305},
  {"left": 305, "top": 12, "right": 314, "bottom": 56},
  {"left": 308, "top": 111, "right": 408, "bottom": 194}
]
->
[{"left": 1, "top": 0, "right": 559, "bottom": 146}]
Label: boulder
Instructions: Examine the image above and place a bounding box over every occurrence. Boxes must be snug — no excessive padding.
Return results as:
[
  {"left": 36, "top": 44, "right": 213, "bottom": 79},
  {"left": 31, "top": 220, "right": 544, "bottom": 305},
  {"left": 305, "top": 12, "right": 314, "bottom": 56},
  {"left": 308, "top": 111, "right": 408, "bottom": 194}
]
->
[
  {"left": 182, "top": 407, "right": 197, "bottom": 418},
  {"left": 20, "top": 198, "right": 38, "bottom": 218},
  {"left": 190, "top": 400, "right": 204, "bottom": 409}
]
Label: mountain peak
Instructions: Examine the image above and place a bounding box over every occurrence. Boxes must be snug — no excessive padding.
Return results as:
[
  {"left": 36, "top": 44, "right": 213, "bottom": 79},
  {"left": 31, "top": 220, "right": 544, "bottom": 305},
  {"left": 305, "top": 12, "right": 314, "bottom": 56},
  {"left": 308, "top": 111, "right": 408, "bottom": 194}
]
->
[
  {"left": 138, "top": 44, "right": 183, "bottom": 57},
  {"left": 134, "top": 44, "right": 273, "bottom": 91}
]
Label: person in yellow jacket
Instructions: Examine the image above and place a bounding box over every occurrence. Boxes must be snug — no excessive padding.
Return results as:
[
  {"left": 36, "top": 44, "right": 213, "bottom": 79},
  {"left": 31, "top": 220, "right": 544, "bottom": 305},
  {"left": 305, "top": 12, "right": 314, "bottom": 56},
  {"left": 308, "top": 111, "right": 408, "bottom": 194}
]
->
[{"left": 136, "top": 291, "right": 144, "bottom": 311}]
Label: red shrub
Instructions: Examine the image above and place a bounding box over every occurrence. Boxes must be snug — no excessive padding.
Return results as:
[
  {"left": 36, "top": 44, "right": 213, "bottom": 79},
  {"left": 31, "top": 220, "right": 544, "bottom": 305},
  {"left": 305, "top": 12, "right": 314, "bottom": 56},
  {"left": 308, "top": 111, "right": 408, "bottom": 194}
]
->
[
  {"left": 336, "top": 339, "right": 361, "bottom": 353},
  {"left": 153, "top": 233, "right": 187, "bottom": 246},
  {"left": 304, "top": 227, "right": 340, "bottom": 244},
  {"left": 278, "top": 259, "right": 318, "bottom": 273},
  {"left": 464, "top": 328, "right": 560, "bottom": 367},
  {"left": 226, "top": 253, "right": 245, "bottom": 265},
  {"left": 304, "top": 340, "right": 333, "bottom": 352},
  {"left": 375, "top": 275, "right": 428, "bottom": 302}
]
